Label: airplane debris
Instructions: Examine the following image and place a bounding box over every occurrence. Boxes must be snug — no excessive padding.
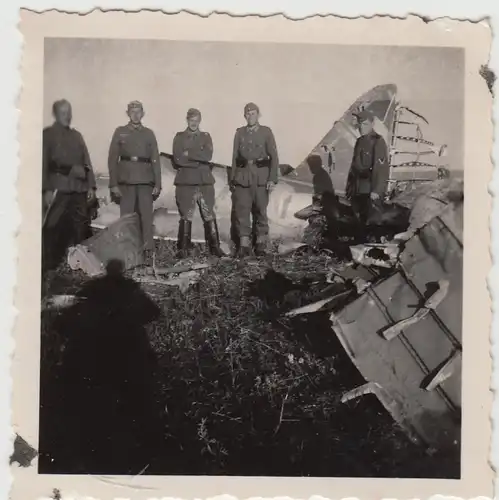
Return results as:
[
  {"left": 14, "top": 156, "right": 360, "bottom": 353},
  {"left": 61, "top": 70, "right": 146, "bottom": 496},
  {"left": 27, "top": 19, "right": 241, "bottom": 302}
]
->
[
  {"left": 42, "top": 294, "right": 85, "bottom": 312},
  {"left": 68, "top": 213, "right": 144, "bottom": 276},
  {"left": 381, "top": 280, "right": 450, "bottom": 341},
  {"left": 341, "top": 381, "right": 383, "bottom": 403},
  {"left": 285, "top": 289, "right": 353, "bottom": 317},
  {"left": 135, "top": 270, "right": 202, "bottom": 294},
  {"left": 422, "top": 351, "right": 462, "bottom": 392},
  {"left": 148, "top": 262, "right": 210, "bottom": 275},
  {"left": 329, "top": 196, "right": 463, "bottom": 452},
  {"left": 278, "top": 242, "right": 309, "bottom": 255},
  {"left": 349, "top": 243, "right": 400, "bottom": 269}
]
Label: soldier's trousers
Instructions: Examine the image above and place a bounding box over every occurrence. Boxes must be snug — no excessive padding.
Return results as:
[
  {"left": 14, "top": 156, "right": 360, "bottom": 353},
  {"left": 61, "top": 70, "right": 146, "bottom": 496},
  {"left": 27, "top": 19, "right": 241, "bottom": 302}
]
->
[
  {"left": 119, "top": 184, "right": 154, "bottom": 251},
  {"left": 175, "top": 185, "right": 215, "bottom": 222},
  {"left": 233, "top": 184, "right": 269, "bottom": 244},
  {"left": 351, "top": 194, "right": 371, "bottom": 226},
  {"left": 43, "top": 191, "right": 89, "bottom": 271}
]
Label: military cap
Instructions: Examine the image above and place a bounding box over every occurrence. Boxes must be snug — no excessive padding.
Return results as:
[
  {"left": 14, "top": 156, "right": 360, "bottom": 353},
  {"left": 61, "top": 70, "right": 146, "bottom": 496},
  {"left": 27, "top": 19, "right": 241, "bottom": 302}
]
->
[
  {"left": 127, "top": 100, "right": 144, "bottom": 111},
  {"left": 187, "top": 108, "right": 201, "bottom": 119},
  {"left": 353, "top": 109, "right": 374, "bottom": 122},
  {"left": 244, "top": 102, "right": 260, "bottom": 114}
]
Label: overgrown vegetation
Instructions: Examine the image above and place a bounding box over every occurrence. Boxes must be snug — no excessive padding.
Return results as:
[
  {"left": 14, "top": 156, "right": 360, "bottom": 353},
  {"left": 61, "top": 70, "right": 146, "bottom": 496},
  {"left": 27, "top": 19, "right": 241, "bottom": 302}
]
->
[{"left": 39, "top": 240, "right": 459, "bottom": 478}]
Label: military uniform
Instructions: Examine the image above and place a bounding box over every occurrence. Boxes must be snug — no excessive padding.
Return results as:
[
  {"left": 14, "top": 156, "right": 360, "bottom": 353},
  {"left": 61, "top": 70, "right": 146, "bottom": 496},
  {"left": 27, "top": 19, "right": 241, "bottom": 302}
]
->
[
  {"left": 346, "top": 116, "right": 389, "bottom": 227},
  {"left": 172, "top": 108, "right": 224, "bottom": 257},
  {"left": 230, "top": 103, "right": 279, "bottom": 254},
  {"left": 42, "top": 121, "right": 96, "bottom": 270},
  {"left": 108, "top": 103, "right": 161, "bottom": 253}
]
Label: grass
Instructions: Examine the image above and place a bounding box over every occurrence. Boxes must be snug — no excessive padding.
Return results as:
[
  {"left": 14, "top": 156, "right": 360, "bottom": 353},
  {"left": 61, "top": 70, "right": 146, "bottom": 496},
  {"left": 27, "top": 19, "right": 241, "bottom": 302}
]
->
[{"left": 39, "top": 239, "right": 460, "bottom": 478}]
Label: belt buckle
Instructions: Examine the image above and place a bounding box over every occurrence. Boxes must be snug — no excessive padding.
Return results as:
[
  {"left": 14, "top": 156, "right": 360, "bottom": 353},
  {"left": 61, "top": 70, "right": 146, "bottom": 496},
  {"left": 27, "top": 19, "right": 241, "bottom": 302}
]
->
[{"left": 131, "top": 156, "right": 138, "bottom": 162}]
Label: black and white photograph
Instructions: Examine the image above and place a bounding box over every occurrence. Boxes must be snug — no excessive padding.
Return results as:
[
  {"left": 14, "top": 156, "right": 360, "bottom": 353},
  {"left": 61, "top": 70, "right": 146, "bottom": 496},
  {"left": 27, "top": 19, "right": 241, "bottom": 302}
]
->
[{"left": 13, "top": 10, "right": 493, "bottom": 500}]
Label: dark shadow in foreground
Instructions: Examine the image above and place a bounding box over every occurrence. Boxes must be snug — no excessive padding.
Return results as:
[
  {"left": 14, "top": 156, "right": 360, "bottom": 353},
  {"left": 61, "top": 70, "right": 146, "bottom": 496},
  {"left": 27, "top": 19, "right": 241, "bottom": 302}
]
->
[{"left": 38, "top": 259, "right": 166, "bottom": 475}]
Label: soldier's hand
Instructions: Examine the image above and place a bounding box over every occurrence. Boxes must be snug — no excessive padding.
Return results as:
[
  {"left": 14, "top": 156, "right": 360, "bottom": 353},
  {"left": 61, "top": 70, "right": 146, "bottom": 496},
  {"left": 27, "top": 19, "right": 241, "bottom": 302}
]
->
[
  {"left": 152, "top": 186, "right": 161, "bottom": 200},
  {"left": 370, "top": 192, "right": 380, "bottom": 201},
  {"left": 43, "top": 190, "right": 54, "bottom": 208},
  {"left": 266, "top": 181, "right": 277, "bottom": 192},
  {"left": 87, "top": 189, "right": 96, "bottom": 202},
  {"left": 183, "top": 150, "right": 189, "bottom": 157},
  {"left": 110, "top": 186, "right": 122, "bottom": 203}
]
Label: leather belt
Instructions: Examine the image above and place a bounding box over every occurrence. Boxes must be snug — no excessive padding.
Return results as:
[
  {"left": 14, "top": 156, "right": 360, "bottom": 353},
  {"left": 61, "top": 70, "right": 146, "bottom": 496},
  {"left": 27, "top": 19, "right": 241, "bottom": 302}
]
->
[
  {"left": 119, "top": 155, "right": 151, "bottom": 163},
  {"left": 48, "top": 161, "right": 73, "bottom": 176},
  {"left": 238, "top": 158, "right": 271, "bottom": 168}
]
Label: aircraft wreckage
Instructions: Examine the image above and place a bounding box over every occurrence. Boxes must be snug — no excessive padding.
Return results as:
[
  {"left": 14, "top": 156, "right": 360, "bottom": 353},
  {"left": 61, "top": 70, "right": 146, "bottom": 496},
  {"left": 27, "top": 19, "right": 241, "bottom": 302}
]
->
[
  {"left": 90, "top": 83, "right": 450, "bottom": 244},
  {"left": 66, "top": 84, "right": 462, "bottom": 454}
]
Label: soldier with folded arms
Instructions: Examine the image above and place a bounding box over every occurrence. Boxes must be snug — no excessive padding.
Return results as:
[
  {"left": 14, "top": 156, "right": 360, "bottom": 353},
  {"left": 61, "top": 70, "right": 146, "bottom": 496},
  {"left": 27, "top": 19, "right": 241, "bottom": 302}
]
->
[
  {"left": 107, "top": 101, "right": 162, "bottom": 265},
  {"left": 172, "top": 108, "right": 224, "bottom": 258}
]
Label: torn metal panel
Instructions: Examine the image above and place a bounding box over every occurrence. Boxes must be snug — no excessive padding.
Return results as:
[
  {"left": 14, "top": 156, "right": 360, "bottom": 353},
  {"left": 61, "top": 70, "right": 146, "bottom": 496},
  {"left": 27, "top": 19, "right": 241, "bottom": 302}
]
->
[
  {"left": 68, "top": 213, "right": 144, "bottom": 276},
  {"left": 331, "top": 200, "right": 463, "bottom": 451},
  {"left": 399, "top": 201, "right": 463, "bottom": 343}
]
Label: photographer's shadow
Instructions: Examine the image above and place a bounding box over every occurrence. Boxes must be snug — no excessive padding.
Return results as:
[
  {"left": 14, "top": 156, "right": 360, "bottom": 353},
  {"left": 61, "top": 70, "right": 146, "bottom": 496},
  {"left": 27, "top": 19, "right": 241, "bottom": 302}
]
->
[{"left": 39, "top": 259, "right": 164, "bottom": 475}]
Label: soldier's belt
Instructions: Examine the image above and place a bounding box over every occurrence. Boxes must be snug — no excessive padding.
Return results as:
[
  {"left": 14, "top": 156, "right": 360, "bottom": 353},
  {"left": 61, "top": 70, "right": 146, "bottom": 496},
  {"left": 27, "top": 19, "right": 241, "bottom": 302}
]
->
[
  {"left": 239, "top": 158, "right": 271, "bottom": 168},
  {"left": 119, "top": 155, "right": 151, "bottom": 163},
  {"left": 48, "top": 162, "right": 74, "bottom": 176}
]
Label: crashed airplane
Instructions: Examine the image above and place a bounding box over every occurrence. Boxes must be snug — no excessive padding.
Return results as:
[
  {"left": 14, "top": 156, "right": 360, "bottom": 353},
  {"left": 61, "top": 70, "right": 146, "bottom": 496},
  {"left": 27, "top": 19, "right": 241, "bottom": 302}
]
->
[
  {"left": 92, "top": 84, "right": 449, "bottom": 243},
  {"left": 68, "top": 84, "right": 463, "bottom": 455}
]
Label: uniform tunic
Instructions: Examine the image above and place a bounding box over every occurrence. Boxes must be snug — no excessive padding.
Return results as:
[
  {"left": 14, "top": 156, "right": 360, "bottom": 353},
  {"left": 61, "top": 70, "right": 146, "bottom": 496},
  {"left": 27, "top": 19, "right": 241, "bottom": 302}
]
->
[
  {"left": 347, "top": 130, "right": 389, "bottom": 225},
  {"left": 43, "top": 122, "right": 96, "bottom": 193},
  {"left": 42, "top": 122, "right": 97, "bottom": 270},
  {"left": 230, "top": 125, "right": 279, "bottom": 243},
  {"left": 107, "top": 123, "right": 161, "bottom": 250},
  {"left": 108, "top": 124, "right": 161, "bottom": 188},
  {"left": 172, "top": 129, "right": 216, "bottom": 222}
]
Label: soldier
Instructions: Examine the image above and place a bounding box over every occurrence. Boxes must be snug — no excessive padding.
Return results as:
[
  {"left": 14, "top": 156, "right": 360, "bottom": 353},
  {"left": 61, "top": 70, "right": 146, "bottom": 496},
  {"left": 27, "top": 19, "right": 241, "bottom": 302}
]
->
[
  {"left": 229, "top": 102, "right": 279, "bottom": 257},
  {"left": 42, "top": 99, "right": 96, "bottom": 272},
  {"left": 172, "top": 108, "right": 224, "bottom": 258},
  {"left": 108, "top": 101, "right": 161, "bottom": 265},
  {"left": 346, "top": 110, "right": 389, "bottom": 233}
]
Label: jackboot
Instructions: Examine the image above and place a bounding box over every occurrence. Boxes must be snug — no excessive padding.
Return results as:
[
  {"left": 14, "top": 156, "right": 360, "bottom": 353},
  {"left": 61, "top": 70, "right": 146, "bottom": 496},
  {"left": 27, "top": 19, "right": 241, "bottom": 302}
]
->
[
  {"left": 177, "top": 219, "right": 192, "bottom": 258},
  {"left": 237, "top": 236, "right": 253, "bottom": 258},
  {"left": 254, "top": 242, "right": 268, "bottom": 257},
  {"left": 143, "top": 249, "right": 154, "bottom": 267},
  {"left": 204, "top": 219, "right": 225, "bottom": 257}
]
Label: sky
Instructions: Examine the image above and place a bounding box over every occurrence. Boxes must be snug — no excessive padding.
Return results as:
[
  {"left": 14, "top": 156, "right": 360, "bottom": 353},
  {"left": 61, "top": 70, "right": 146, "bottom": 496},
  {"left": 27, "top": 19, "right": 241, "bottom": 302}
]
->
[{"left": 43, "top": 39, "right": 464, "bottom": 175}]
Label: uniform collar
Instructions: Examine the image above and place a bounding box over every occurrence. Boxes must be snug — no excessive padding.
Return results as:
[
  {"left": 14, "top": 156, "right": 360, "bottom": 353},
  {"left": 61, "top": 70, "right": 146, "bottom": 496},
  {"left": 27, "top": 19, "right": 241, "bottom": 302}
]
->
[
  {"left": 127, "top": 122, "right": 144, "bottom": 131},
  {"left": 246, "top": 124, "right": 260, "bottom": 132},
  {"left": 185, "top": 127, "right": 200, "bottom": 136},
  {"left": 53, "top": 121, "right": 71, "bottom": 130}
]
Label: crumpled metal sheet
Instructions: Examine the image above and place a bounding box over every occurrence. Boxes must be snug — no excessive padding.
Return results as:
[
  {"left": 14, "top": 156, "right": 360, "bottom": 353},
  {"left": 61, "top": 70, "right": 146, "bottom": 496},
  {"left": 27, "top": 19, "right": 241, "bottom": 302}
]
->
[
  {"left": 68, "top": 213, "right": 144, "bottom": 276},
  {"left": 392, "top": 177, "right": 464, "bottom": 232},
  {"left": 331, "top": 200, "right": 463, "bottom": 451}
]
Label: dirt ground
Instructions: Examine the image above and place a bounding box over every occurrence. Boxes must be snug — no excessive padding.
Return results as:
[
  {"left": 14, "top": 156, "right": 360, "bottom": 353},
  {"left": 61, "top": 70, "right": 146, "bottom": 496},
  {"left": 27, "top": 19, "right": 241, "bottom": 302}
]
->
[{"left": 37, "top": 240, "right": 460, "bottom": 478}]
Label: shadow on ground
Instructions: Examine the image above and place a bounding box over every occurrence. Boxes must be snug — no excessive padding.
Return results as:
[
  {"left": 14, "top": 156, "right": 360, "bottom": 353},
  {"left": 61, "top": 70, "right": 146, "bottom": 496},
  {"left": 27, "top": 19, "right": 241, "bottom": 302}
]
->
[
  {"left": 39, "top": 256, "right": 460, "bottom": 478},
  {"left": 39, "top": 259, "right": 167, "bottom": 475}
]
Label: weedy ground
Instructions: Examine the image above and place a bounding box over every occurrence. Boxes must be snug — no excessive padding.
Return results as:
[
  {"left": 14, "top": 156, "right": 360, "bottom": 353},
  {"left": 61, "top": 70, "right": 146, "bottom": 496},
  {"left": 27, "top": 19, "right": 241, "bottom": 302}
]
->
[{"left": 39, "top": 239, "right": 460, "bottom": 478}]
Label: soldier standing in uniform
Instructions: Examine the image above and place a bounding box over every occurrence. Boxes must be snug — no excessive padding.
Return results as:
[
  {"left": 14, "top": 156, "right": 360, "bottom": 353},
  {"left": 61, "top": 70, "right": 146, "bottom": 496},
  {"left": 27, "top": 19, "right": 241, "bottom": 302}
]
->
[
  {"left": 172, "top": 108, "right": 224, "bottom": 258},
  {"left": 42, "top": 99, "right": 96, "bottom": 272},
  {"left": 108, "top": 101, "right": 162, "bottom": 265},
  {"left": 229, "top": 102, "right": 279, "bottom": 257},
  {"left": 346, "top": 110, "right": 389, "bottom": 236}
]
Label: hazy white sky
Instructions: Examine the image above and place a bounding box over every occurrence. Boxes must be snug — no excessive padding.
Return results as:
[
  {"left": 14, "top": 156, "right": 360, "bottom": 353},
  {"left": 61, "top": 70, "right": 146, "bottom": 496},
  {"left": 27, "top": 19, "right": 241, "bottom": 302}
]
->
[{"left": 44, "top": 39, "right": 464, "bottom": 175}]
